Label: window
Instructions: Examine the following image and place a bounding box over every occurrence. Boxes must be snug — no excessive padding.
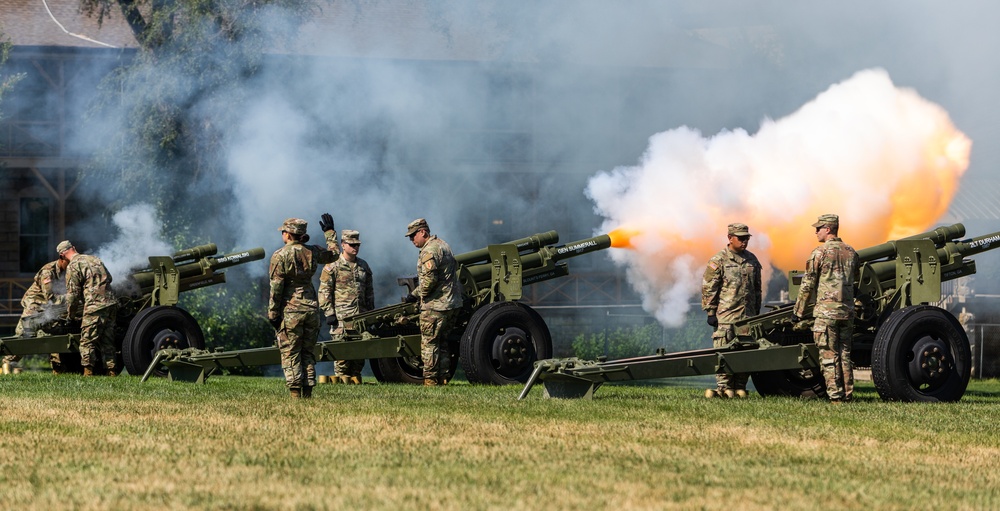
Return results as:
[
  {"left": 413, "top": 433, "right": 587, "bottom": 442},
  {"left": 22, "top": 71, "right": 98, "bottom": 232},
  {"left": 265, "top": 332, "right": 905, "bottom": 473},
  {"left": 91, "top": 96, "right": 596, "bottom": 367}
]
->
[{"left": 19, "top": 197, "right": 51, "bottom": 273}]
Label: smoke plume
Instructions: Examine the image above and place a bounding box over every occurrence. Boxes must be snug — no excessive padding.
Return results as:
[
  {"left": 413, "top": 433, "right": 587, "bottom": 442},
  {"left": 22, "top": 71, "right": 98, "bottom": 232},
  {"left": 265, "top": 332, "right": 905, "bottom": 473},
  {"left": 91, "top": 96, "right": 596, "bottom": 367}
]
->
[
  {"left": 588, "top": 68, "right": 971, "bottom": 326},
  {"left": 94, "top": 203, "right": 173, "bottom": 289}
]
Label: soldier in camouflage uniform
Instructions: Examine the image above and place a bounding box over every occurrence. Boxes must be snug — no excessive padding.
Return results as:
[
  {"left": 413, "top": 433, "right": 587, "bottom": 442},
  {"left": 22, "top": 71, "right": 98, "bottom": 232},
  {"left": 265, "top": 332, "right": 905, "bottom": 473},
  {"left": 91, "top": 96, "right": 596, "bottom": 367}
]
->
[
  {"left": 793, "top": 214, "right": 860, "bottom": 403},
  {"left": 268, "top": 215, "right": 340, "bottom": 399},
  {"left": 403, "top": 218, "right": 463, "bottom": 386},
  {"left": 60, "top": 241, "right": 118, "bottom": 376},
  {"left": 319, "top": 229, "right": 374, "bottom": 384},
  {"left": 702, "top": 223, "right": 763, "bottom": 398},
  {"left": 3, "top": 257, "right": 69, "bottom": 372}
]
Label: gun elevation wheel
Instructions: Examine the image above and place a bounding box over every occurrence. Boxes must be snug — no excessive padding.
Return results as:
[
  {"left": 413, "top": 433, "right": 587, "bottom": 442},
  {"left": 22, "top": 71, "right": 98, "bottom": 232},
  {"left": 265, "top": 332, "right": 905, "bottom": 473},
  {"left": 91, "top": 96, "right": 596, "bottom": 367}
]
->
[
  {"left": 750, "top": 368, "right": 826, "bottom": 399},
  {"left": 460, "top": 302, "right": 552, "bottom": 385},
  {"left": 122, "top": 306, "right": 205, "bottom": 376},
  {"left": 871, "top": 305, "right": 971, "bottom": 402},
  {"left": 370, "top": 335, "right": 459, "bottom": 384}
]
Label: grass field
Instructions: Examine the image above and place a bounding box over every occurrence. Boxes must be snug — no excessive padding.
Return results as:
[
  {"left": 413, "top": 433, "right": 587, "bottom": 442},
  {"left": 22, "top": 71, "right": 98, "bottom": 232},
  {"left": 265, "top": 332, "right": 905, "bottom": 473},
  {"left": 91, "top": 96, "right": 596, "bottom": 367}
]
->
[{"left": 1, "top": 372, "right": 998, "bottom": 511}]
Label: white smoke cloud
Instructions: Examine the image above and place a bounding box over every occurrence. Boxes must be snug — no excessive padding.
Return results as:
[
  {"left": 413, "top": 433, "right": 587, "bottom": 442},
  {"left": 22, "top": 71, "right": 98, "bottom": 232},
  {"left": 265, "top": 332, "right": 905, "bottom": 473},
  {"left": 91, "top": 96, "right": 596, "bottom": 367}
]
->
[
  {"left": 94, "top": 203, "right": 173, "bottom": 287},
  {"left": 587, "top": 68, "right": 970, "bottom": 326}
]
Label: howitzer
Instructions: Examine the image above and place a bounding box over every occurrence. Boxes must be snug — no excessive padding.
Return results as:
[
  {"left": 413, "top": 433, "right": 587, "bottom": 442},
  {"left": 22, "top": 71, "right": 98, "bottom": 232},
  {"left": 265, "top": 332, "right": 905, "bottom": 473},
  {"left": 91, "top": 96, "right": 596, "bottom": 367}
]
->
[
  {"left": 521, "top": 223, "right": 1000, "bottom": 403},
  {"left": 151, "top": 231, "right": 613, "bottom": 385},
  {"left": 0, "top": 243, "right": 264, "bottom": 376}
]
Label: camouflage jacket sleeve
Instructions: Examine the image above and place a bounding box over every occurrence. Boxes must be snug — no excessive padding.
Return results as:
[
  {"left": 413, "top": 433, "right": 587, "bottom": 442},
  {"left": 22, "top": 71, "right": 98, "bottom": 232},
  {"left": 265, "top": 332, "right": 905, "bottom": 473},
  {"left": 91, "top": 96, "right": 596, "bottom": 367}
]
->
[
  {"left": 417, "top": 245, "right": 441, "bottom": 300},
  {"left": 318, "top": 263, "right": 336, "bottom": 318},
  {"left": 64, "top": 261, "right": 83, "bottom": 318},
  {"left": 363, "top": 260, "right": 375, "bottom": 311},
  {"left": 267, "top": 251, "right": 287, "bottom": 321},
  {"left": 752, "top": 255, "right": 763, "bottom": 316},
  {"left": 313, "top": 230, "right": 341, "bottom": 265},
  {"left": 793, "top": 248, "right": 821, "bottom": 318},
  {"left": 701, "top": 252, "right": 724, "bottom": 314}
]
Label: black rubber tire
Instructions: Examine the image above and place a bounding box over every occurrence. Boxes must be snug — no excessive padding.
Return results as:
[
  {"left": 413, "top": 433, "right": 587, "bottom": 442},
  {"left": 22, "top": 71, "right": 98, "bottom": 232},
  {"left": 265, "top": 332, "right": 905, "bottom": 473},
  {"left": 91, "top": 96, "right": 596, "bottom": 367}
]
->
[
  {"left": 872, "top": 305, "right": 971, "bottom": 402},
  {"left": 371, "top": 335, "right": 460, "bottom": 384},
  {"left": 751, "top": 368, "right": 826, "bottom": 399},
  {"left": 460, "top": 302, "right": 552, "bottom": 385},
  {"left": 122, "top": 306, "right": 205, "bottom": 376}
]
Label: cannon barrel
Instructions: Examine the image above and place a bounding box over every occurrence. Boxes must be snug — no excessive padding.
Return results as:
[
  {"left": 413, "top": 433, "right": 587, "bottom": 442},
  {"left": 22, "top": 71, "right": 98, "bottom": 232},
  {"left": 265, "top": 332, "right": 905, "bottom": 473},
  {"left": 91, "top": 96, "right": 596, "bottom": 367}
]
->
[
  {"left": 462, "top": 234, "right": 612, "bottom": 284},
  {"left": 170, "top": 243, "right": 218, "bottom": 263},
  {"left": 455, "top": 231, "right": 560, "bottom": 267},
  {"left": 865, "top": 230, "right": 1000, "bottom": 284},
  {"left": 857, "top": 223, "right": 966, "bottom": 262},
  {"left": 129, "top": 247, "right": 265, "bottom": 293}
]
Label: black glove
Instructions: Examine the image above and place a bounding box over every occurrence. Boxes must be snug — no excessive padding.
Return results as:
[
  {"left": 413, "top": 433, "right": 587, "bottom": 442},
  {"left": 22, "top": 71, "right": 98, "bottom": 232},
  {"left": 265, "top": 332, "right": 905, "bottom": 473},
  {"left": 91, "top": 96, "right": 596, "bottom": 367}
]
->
[
  {"left": 326, "top": 315, "right": 339, "bottom": 327},
  {"left": 707, "top": 315, "right": 718, "bottom": 328},
  {"left": 402, "top": 294, "right": 419, "bottom": 304},
  {"left": 269, "top": 317, "right": 282, "bottom": 331},
  {"left": 319, "top": 213, "right": 335, "bottom": 233},
  {"left": 790, "top": 314, "right": 802, "bottom": 323}
]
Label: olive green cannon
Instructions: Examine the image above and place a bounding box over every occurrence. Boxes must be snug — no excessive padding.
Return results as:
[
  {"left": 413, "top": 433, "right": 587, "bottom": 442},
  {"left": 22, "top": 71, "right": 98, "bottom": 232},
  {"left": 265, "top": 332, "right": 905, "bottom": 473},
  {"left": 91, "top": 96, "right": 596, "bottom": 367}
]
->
[
  {"left": 0, "top": 244, "right": 265, "bottom": 375},
  {"left": 520, "top": 223, "right": 1000, "bottom": 403},
  {"left": 149, "top": 231, "right": 612, "bottom": 384}
]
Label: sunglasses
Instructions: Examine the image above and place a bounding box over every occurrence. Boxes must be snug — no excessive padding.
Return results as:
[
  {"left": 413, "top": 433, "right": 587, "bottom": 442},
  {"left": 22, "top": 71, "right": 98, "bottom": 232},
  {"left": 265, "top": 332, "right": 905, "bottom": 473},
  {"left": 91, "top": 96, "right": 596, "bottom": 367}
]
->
[
  {"left": 346, "top": 243, "right": 361, "bottom": 248},
  {"left": 736, "top": 235, "right": 750, "bottom": 242}
]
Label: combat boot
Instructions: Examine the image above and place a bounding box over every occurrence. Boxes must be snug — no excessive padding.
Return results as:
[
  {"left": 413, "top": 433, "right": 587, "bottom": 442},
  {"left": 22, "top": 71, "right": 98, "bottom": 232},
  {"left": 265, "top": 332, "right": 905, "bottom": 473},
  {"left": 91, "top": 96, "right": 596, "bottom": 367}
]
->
[
  {"left": 424, "top": 378, "right": 440, "bottom": 387},
  {"left": 83, "top": 367, "right": 95, "bottom": 377},
  {"left": 289, "top": 387, "right": 302, "bottom": 399},
  {"left": 302, "top": 386, "right": 313, "bottom": 399},
  {"left": 106, "top": 369, "right": 118, "bottom": 377}
]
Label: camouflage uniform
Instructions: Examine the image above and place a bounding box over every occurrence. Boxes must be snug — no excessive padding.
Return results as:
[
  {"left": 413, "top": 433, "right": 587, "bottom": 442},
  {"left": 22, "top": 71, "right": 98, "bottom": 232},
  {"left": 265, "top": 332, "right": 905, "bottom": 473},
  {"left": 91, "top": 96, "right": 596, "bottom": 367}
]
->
[
  {"left": 5, "top": 260, "right": 67, "bottom": 367},
  {"left": 268, "top": 218, "right": 339, "bottom": 393},
  {"left": 701, "top": 223, "right": 762, "bottom": 393},
  {"left": 405, "top": 218, "right": 463, "bottom": 385},
  {"left": 319, "top": 229, "right": 374, "bottom": 379},
  {"left": 794, "top": 214, "right": 860, "bottom": 402},
  {"left": 63, "top": 245, "right": 118, "bottom": 374}
]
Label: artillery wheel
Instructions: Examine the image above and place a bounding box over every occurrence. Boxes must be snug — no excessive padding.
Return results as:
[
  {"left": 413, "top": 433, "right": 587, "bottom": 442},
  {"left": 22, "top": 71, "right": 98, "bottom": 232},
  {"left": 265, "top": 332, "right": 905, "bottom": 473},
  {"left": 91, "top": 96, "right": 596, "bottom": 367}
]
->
[
  {"left": 460, "top": 302, "right": 552, "bottom": 385},
  {"left": 369, "top": 335, "right": 459, "bottom": 384},
  {"left": 122, "top": 306, "right": 205, "bottom": 376},
  {"left": 750, "top": 368, "right": 826, "bottom": 399},
  {"left": 871, "top": 305, "right": 970, "bottom": 402}
]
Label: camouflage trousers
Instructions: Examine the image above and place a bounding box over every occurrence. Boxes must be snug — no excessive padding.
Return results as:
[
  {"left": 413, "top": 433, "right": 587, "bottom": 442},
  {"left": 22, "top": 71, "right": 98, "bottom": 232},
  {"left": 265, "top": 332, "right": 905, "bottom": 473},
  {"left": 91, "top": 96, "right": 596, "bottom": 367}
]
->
[
  {"left": 420, "top": 308, "right": 458, "bottom": 383},
  {"left": 276, "top": 309, "right": 321, "bottom": 389},
  {"left": 80, "top": 307, "right": 117, "bottom": 371},
  {"left": 329, "top": 326, "right": 364, "bottom": 378},
  {"left": 813, "top": 317, "right": 854, "bottom": 401},
  {"left": 712, "top": 323, "right": 749, "bottom": 391}
]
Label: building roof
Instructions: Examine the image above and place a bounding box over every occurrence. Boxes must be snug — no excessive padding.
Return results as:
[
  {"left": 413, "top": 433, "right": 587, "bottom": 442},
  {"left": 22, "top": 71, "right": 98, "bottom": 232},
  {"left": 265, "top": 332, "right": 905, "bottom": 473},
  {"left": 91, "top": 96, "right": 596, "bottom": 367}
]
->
[
  {"left": 946, "top": 178, "right": 1000, "bottom": 222},
  {"left": 0, "top": 0, "right": 138, "bottom": 49},
  {"left": 1, "top": 0, "right": 735, "bottom": 67}
]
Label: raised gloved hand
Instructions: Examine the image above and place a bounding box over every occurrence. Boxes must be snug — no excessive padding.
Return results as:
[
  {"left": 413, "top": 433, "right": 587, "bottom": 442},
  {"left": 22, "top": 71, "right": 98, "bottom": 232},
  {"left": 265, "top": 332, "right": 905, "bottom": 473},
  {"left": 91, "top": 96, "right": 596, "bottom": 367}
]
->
[
  {"left": 319, "top": 213, "right": 335, "bottom": 233},
  {"left": 326, "top": 315, "right": 339, "bottom": 328},
  {"left": 402, "top": 294, "right": 419, "bottom": 304},
  {"left": 269, "top": 317, "right": 282, "bottom": 331},
  {"left": 707, "top": 315, "right": 718, "bottom": 328}
]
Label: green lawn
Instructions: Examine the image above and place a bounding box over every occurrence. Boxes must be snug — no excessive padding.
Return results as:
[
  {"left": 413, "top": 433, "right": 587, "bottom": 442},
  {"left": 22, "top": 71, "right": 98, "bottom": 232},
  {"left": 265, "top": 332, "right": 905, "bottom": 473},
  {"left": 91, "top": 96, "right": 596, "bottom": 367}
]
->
[{"left": 1, "top": 373, "right": 998, "bottom": 510}]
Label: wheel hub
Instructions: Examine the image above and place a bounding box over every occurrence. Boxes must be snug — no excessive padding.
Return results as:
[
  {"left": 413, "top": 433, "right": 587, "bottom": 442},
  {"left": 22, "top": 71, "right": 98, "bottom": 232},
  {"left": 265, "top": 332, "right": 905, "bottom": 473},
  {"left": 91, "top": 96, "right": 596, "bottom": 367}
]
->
[
  {"left": 908, "top": 336, "right": 951, "bottom": 384},
  {"left": 492, "top": 327, "right": 532, "bottom": 372},
  {"left": 150, "top": 329, "right": 185, "bottom": 358}
]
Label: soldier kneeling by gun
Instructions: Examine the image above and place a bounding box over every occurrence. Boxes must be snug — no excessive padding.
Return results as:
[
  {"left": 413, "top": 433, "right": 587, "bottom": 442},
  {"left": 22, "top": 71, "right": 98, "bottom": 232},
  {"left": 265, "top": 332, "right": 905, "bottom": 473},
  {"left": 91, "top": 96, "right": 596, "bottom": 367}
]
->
[{"left": 3, "top": 256, "right": 74, "bottom": 375}]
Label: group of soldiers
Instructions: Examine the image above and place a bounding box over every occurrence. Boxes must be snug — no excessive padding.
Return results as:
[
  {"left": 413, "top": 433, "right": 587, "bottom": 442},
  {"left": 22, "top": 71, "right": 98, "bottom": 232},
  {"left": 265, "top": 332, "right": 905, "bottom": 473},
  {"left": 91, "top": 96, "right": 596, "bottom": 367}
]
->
[
  {"left": 2, "top": 241, "right": 118, "bottom": 376},
  {"left": 267, "top": 214, "right": 461, "bottom": 398},
  {"left": 701, "top": 213, "right": 860, "bottom": 403}
]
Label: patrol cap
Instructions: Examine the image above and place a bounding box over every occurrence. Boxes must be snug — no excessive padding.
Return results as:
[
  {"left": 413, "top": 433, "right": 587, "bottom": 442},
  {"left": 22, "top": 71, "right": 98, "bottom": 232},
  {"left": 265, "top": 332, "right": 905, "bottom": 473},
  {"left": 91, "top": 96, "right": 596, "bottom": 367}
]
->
[
  {"left": 405, "top": 218, "right": 429, "bottom": 237},
  {"left": 56, "top": 240, "right": 74, "bottom": 255},
  {"left": 342, "top": 230, "right": 361, "bottom": 244},
  {"left": 279, "top": 218, "right": 307, "bottom": 235},
  {"left": 727, "top": 223, "right": 751, "bottom": 237},
  {"left": 812, "top": 214, "right": 839, "bottom": 229}
]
